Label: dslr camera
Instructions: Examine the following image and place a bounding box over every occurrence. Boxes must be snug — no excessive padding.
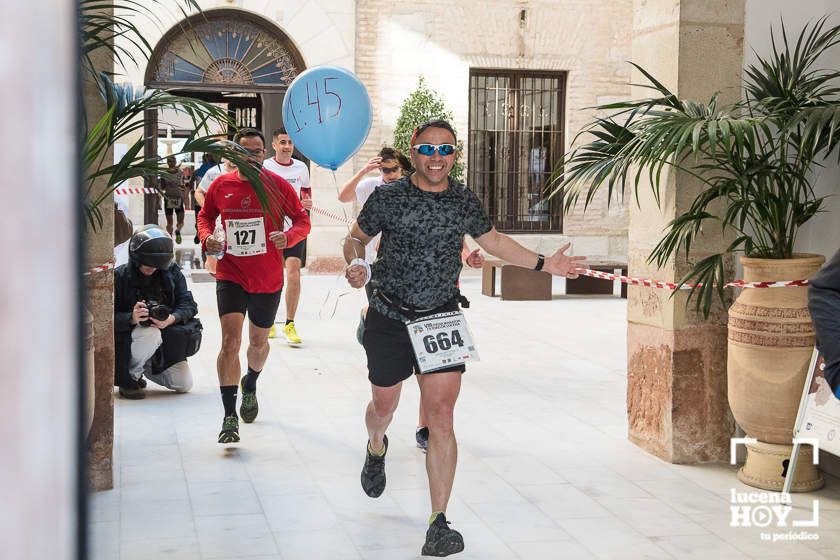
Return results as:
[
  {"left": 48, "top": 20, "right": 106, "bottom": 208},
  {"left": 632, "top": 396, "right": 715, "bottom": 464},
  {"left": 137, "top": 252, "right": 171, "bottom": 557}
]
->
[{"left": 140, "top": 300, "right": 172, "bottom": 327}]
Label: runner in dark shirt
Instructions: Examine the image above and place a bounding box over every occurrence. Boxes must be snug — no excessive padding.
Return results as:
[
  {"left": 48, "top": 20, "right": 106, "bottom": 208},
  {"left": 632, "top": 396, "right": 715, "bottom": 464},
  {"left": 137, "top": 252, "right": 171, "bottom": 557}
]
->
[{"left": 342, "top": 119, "right": 587, "bottom": 557}]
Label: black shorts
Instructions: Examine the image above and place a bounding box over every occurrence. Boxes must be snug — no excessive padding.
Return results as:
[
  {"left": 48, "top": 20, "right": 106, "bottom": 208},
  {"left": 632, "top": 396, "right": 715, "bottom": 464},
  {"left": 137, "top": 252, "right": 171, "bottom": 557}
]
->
[
  {"left": 362, "top": 302, "right": 466, "bottom": 388},
  {"left": 283, "top": 237, "right": 307, "bottom": 266},
  {"left": 216, "top": 280, "right": 282, "bottom": 328},
  {"left": 164, "top": 205, "right": 185, "bottom": 216}
]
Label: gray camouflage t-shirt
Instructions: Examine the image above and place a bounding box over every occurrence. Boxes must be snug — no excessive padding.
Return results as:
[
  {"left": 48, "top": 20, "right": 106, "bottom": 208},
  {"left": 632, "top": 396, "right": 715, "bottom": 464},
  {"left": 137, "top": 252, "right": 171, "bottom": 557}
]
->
[{"left": 356, "top": 176, "right": 493, "bottom": 321}]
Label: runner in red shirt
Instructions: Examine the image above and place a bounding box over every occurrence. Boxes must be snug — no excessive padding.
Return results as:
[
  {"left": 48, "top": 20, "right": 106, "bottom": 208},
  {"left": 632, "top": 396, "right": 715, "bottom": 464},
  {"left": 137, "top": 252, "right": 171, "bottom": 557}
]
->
[{"left": 198, "top": 128, "right": 311, "bottom": 444}]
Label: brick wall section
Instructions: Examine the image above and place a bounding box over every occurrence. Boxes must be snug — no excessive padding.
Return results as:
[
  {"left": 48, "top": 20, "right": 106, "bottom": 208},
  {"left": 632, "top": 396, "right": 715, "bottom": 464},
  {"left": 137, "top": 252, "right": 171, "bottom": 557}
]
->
[{"left": 355, "top": 0, "right": 632, "bottom": 257}]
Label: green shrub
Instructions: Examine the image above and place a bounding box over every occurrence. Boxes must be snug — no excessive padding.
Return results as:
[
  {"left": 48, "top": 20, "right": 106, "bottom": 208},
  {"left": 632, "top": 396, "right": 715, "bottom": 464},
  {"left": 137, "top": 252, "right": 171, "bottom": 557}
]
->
[{"left": 393, "top": 76, "right": 465, "bottom": 182}]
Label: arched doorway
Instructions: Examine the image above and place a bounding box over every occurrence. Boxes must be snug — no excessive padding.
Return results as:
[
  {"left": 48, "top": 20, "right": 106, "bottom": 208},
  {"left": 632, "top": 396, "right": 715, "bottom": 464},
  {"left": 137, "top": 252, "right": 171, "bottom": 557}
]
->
[{"left": 142, "top": 9, "right": 306, "bottom": 222}]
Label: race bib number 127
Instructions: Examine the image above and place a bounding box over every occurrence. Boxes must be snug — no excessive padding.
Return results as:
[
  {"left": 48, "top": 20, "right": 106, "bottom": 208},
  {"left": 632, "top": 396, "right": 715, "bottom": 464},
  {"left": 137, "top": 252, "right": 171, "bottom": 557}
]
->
[
  {"left": 225, "top": 217, "right": 267, "bottom": 257},
  {"left": 406, "top": 311, "right": 479, "bottom": 373}
]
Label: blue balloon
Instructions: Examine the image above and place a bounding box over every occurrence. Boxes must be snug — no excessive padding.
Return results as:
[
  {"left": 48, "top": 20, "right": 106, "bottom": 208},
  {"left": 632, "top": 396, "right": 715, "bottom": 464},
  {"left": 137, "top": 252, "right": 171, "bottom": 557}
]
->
[{"left": 281, "top": 66, "right": 372, "bottom": 171}]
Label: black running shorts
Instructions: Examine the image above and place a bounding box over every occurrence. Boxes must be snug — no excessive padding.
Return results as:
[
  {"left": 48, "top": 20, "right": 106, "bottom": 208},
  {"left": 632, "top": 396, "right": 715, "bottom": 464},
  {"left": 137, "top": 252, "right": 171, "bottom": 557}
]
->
[
  {"left": 164, "top": 205, "right": 185, "bottom": 216},
  {"left": 363, "top": 302, "right": 466, "bottom": 388},
  {"left": 283, "top": 237, "right": 307, "bottom": 266},
  {"left": 216, "top": 279, "right": 282, "bottom": 329}
]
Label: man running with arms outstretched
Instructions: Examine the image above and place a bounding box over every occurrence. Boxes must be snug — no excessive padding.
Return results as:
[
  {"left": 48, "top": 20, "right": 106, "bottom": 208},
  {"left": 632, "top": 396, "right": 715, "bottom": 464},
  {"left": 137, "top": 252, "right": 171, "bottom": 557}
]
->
[
  {"left": 343, "top": 119, "right": 586, "bottom": 556},
  {"left": 198, "top": 128, "right": 311, "bottom": 444}
]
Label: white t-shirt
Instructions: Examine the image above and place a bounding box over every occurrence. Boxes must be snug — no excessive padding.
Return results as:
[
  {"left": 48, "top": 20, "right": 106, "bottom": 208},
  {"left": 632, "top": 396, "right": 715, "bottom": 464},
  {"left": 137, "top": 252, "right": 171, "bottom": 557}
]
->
[
  {"left": 262, "top": 157, "right": 310, "bottom": 232},
  {"left": 197, "top": 164, "right": 225, "bottom": 194},
  {"left": 114, "top": 190, "right": 131, "bottom": 266},
  {"left": 356, "top": 176, "right": 384, "bottom": 263}
]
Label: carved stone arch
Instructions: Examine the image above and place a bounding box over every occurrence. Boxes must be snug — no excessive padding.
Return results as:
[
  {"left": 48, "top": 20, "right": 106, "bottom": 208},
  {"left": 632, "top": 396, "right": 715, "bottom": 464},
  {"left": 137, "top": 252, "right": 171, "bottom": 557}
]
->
[{"left": 145, "top": 9, "right": 305, "bottom": 93}]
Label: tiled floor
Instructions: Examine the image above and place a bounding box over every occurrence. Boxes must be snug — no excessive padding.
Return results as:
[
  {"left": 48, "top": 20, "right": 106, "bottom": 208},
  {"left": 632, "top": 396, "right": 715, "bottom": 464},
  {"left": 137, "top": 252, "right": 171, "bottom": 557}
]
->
[{"left": 90, "top": 272, "right": 840, "bottom": 559}]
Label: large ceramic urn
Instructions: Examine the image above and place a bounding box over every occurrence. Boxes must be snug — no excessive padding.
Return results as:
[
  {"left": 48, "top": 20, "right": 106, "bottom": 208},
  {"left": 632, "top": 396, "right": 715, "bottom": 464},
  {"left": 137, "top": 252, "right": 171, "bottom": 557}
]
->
[{"left": 728, "top": 254, "right": 825, "bottom": 491}]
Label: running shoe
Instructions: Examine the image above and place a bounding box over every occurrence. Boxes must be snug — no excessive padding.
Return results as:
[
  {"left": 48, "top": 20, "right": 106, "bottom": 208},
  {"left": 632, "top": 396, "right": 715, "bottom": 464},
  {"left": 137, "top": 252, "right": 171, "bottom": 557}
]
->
[
  {"left": 239, "top": 377, "right": 259, "bottom": 423},
  {"left": 416, "top": 426, "right": 429, "bottom": 451},
  {"left": 361, "top": 435, "right": 388, "bottom": 498},
  {"left": 218, "top": 414, "right": 240, "bottom": 444},
  {"left": 268, "top": 324, "right": 277, "bottom": 339},
  {"left": 175, "top": 229, "right": 182, "bottom": 244},
  {"left": 422, "top": 513, "right": 464, "bottom": 557},
  {"left": 118, "top": 385, "right": 145, "bottom": 400},
  {"left": 283, "top": 321, "right": 303, "bottom": 345}
]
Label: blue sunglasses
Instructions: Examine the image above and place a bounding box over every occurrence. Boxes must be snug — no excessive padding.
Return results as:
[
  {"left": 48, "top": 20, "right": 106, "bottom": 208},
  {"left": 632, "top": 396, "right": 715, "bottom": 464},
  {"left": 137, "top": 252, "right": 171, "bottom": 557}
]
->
[{"left": 412, "top": 143, "right": 456, "bottom": 156}]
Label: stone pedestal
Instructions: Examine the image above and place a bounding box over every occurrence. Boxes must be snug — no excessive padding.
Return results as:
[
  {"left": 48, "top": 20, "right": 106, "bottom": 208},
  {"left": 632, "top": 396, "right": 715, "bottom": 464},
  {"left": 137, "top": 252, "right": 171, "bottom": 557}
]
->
[
  {"left": 738, "top": 441, "right": 823, "bottom": 492},
  {"left": 626, "top": 0, "right": 745, "bottom": 463}
]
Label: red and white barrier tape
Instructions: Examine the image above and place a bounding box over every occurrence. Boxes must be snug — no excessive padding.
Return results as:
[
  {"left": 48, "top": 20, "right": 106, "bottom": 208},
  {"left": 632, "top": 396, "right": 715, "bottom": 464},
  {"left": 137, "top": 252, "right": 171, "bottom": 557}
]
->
[
  {"left": 578, "top": 268, "right": 808, "bottom": 290},
  {"left": 309, "top": 205, "right": 811, "bottom": 290},
  {"left": 93, "top": 203, "right": 810, "bottom": 289},
  {"left": 114, "top": 187, "right": 158, "bottom": 195},
  {"left": 311, "top": 205, "right": 354, "bottom": 225},
  {"left": 84, "top": 260, "right": 115, "bottom": 276}
]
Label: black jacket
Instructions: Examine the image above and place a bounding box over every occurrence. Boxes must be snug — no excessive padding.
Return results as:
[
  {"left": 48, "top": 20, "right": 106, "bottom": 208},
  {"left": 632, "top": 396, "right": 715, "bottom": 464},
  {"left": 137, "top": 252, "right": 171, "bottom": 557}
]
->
[
  {"left": 809, "top": 249, "right": 840, "bottom": 393},
  {"left": 114, "top": 262, "right": 198, "bottom": 387}
]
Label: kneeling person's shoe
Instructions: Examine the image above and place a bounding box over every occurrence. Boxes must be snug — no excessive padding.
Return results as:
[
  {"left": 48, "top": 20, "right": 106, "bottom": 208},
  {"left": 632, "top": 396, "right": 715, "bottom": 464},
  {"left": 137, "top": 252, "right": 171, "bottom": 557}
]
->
[
  {"left": 239, "top": 377, "right": 259, "bottom": 423},
  {"left": 218, "top": 415, "right": 240, "bottom": 444},
  {"left": 361, "top": 435, "right": 388, "bottom": 498},
  {"left": 422, "top": 513, "right": 464, "bottom": 557},
  {"left": 118, "top": 385, "right": 145, "bottom": 400}
]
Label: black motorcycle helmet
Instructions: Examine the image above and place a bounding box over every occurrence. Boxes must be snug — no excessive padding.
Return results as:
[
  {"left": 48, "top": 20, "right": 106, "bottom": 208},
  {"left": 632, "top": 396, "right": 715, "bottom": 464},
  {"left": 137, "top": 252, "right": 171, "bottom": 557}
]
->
[{"left": 129, "top": 225, "right": 174, "bottom": 269}]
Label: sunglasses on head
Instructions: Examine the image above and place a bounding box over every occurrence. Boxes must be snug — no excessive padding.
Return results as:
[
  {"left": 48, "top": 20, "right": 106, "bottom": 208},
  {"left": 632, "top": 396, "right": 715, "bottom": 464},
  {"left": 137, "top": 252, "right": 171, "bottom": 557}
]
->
[{"left": 412, "top": 143, "right": 456, "bottom": 156}]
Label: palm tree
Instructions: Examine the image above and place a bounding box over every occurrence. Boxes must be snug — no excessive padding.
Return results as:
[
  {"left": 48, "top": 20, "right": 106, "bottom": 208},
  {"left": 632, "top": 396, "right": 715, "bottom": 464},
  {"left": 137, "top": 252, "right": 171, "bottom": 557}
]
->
[
  {"left": 80, "top": 0, "right": 276, "bottom": 231},
  {"left": 548, "top": 18, "right": 840, "bottom": 316}
]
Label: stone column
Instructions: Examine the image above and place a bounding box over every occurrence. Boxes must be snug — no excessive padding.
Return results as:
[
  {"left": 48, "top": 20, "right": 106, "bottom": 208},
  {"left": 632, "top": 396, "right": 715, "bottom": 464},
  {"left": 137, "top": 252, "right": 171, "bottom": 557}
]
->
[
  {"left": 85, "top": 6, "right": 116, "bottom": 491},
  {"left": 626, "top": 0, "right": 744, "bottom": 463},
  {"left": 0, "top": 1, "right": 79, "bottom": 558}
]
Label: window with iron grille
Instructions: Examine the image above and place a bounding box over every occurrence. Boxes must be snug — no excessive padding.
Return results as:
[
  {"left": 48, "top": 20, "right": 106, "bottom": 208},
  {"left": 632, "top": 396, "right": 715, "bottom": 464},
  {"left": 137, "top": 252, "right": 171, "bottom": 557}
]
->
[{"left": 468, "top": 70, "right": 565, "bottom": 232}]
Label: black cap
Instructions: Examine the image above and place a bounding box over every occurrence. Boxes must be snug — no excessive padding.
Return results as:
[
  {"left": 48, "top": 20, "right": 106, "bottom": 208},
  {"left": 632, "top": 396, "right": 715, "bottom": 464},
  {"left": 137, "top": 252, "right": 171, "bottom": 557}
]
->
[{"left": 129, "top": 225, "right": 174, "bottom": 269}]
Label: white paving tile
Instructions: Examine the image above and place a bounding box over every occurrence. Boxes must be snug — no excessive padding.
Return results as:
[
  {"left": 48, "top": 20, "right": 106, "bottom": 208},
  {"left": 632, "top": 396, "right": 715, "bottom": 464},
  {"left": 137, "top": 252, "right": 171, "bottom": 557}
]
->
[
  {"left": 275, "top": 528, "right": 361, "bottom": 560},
  {"left": 194, "top": 514, "right": 278, "bottom": 559},
  {"left": 89, "top": 274, "right": 840, "bottom": 559}
]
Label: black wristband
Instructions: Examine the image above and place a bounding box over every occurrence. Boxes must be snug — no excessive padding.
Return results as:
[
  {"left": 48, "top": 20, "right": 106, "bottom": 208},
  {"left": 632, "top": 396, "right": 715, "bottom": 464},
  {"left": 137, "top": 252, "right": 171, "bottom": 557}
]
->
[{"left": 534, "top": 253, "right": 545, "bottom": 271}]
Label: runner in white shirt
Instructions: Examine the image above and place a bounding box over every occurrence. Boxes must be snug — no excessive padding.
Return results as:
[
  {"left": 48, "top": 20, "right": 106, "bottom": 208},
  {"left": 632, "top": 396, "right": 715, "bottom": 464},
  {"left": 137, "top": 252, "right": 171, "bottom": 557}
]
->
[
  {"left": 338, "top": 147, "right": 410, "bottom": 266},
  {"left": 194, "top": 159, "right": 236, "bottom": 274},
  {"left": 262, "top": 128, "right": 313, "bottom": 345}
]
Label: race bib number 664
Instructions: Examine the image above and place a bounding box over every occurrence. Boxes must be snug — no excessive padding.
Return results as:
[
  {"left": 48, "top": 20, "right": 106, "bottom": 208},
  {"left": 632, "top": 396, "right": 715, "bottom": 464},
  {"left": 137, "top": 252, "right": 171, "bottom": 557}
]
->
[{"left": 406, "top": 311, "right": 480, "bottom": 373}]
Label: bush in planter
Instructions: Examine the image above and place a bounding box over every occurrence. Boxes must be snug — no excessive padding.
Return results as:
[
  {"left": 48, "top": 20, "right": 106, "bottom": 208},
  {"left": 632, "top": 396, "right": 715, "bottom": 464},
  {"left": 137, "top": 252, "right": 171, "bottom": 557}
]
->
[
  {"left": 547, "top": 18, "right": 840, "bottom": 317},
  {"left": 393, "top": 76, "right": 465, "bottom": 182}
]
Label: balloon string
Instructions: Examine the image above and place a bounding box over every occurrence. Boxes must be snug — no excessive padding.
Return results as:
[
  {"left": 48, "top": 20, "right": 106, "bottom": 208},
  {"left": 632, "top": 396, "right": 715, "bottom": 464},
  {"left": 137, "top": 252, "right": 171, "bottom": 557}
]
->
[
  {"left": 316, "top": 167, "right": 362, "bottom": 320},
  {"left": 330, "top": 169, "right": 362, "bottom": 262}
]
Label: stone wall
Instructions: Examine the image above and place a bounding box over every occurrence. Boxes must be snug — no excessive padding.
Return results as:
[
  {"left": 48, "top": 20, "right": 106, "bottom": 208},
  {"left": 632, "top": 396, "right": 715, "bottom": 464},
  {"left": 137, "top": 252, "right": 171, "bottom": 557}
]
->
[{"left": 355, "top": 0, "right": 632, "bottom": 260}]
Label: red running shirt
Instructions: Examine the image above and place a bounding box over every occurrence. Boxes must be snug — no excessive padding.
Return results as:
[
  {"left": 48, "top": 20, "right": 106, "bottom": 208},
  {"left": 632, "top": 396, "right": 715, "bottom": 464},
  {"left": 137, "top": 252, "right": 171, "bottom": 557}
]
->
[{"left": 197, "top": 169, "right": 311, "bottom": 293}]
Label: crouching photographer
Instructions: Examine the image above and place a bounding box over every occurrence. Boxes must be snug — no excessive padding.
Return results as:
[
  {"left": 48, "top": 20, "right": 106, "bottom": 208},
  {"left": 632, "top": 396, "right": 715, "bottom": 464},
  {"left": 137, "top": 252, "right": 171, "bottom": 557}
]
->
[{"left": 114, "top": 225, "right": 202, "bottom": 399}]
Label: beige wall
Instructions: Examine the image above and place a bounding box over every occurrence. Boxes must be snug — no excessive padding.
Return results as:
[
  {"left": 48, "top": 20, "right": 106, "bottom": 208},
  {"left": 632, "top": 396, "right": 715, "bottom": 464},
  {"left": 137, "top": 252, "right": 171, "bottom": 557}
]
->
[
  {"left": 355, "top": 0, "right": 633, "bottom": 257},
  {"left": 744, "top": 0, "right": 840, "bottom": 261},
  {"left": 114, "top": 0, "right": 359, "bottom": 258},
  {"left": 115, "top": 0, "right": 638, "bottom": 262},
  {"left": 1, "top": 0, "right": 79, "bottom": 556}
]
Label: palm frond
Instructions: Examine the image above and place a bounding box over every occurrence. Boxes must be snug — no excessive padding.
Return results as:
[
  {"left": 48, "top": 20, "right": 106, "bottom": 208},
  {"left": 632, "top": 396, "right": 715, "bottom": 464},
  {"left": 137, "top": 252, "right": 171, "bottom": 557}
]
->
[{"left": 549, "top": 17, "right": 840, "bottom": 317}]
